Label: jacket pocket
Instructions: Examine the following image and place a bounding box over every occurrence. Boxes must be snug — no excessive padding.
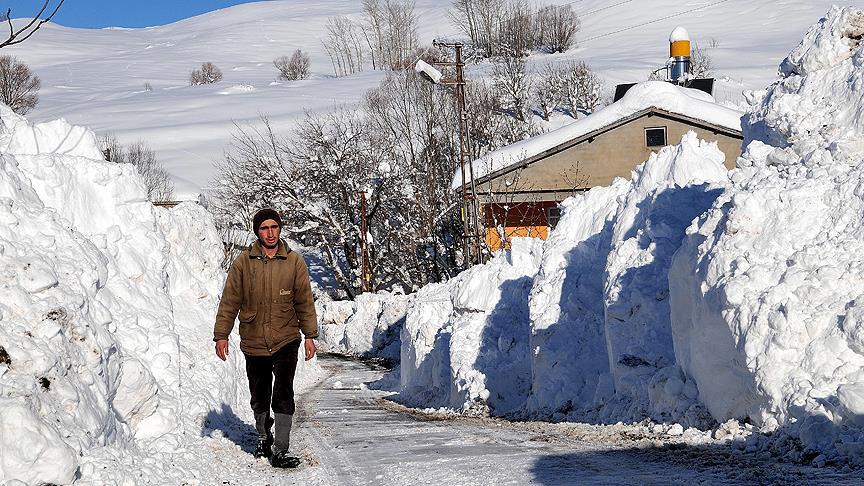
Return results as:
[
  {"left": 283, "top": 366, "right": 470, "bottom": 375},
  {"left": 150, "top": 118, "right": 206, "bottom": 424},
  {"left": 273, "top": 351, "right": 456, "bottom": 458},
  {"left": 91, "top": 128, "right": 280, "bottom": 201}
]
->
[
  {"left": 238, "top": 308, "right": 262, "bottom": 343},
  {"left": 239, "top": 308, "right": 257, "bottom": 323}
]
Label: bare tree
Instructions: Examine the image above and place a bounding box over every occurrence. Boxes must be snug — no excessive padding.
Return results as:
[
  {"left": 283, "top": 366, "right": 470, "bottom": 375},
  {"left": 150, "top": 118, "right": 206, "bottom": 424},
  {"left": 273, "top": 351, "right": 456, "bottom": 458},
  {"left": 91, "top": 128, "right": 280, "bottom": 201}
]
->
[
  {"left": 449, "top": 0, "right": 506, "bottom": 58},
  {"left": 0, "top": 0, "right": 64, "bottom": 49},
  {"left": 689, "top": 42, "right": 715, "bottom": 78},
  {"left": 534, "top": 63, "right": 560, "bottom": 121},
  {"left": 0, "top": 55, "right": 39, "bottom": 114},
  {"left": 189, "top": 62, "right": 222, "bottom": 85},
  {"left": 497, "top": 0, "right": 533, "bottom": 57},
  {"left": 492, "top": 55, "right": 532, "bottom": 122},
  {"left": 535, "top": 4, "right": 579, "bottom": 53},
  {"left": 362, "top": 0, "right": 419, "bottom": 71},
  {"left": 322, "top": 16, "right": 366, "bottom": 77},
  {"left": 100, "top": 135, "right": 175, "bottom": 202},
  {"left": 274, "top": 49, "right": 311, "bottom": 80}
]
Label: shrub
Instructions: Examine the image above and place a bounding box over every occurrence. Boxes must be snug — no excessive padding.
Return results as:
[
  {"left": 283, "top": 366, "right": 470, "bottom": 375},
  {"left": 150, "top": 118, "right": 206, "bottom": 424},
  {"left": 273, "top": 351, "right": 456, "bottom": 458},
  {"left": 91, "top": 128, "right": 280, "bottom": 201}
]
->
[
  {"left": 0, "top": 55, "right": 40, "bottom": 114},
  {"left": 274, "top": 49, "right": 311, "bottom": 80},
  {"left": 190, "top": 62, "right": 223, "bottom": 85},
  {"left": 100, "top": 135, "right": 175, "bottom": 202}
]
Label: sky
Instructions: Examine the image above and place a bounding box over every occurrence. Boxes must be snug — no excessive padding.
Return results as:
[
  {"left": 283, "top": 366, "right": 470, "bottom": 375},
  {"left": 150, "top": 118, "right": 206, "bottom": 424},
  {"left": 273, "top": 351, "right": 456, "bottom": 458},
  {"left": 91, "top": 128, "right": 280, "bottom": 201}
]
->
[{"left": 6, "top": 0, "right": 266, "bottom": 28}]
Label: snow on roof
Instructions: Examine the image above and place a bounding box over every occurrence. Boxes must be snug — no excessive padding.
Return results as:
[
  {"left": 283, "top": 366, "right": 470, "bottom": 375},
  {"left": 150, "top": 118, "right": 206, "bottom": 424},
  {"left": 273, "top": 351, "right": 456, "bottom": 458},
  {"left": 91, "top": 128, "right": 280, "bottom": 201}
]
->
[{"left": 452, "top": 81, "right": 744, "bottom": 190}]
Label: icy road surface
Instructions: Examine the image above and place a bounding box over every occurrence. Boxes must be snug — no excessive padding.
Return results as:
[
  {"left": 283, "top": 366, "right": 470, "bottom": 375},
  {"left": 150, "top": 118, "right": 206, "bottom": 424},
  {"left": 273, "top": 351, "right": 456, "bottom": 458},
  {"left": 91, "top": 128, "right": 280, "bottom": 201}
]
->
[{"left": 204, "top": 355, "right": 861, "bottom": 485}]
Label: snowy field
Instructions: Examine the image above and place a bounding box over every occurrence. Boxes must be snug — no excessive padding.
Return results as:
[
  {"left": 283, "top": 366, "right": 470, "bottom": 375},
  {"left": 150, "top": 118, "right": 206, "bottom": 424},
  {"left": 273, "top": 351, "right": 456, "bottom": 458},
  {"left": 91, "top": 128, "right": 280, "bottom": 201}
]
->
[
  {"left": 2, "top": 0, "right": 856, "bottom": 198},
  {"left": 4, "top": 1, "right": 864, "bottom": 484}
]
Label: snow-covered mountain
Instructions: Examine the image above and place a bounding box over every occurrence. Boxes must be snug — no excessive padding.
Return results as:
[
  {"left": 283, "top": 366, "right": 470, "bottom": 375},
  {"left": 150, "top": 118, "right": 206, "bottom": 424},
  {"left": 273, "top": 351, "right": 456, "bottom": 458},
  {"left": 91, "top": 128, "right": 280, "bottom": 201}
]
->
[{"left": 4, "top": 0, "right": 855, "bottom": 197}]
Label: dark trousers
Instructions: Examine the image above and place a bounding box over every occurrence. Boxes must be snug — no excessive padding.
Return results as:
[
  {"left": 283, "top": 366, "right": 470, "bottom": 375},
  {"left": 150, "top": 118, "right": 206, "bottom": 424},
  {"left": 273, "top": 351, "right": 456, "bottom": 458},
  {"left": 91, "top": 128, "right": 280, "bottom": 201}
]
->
[{"left": 244, "top": 340, "right": 300, "bottom": 416}]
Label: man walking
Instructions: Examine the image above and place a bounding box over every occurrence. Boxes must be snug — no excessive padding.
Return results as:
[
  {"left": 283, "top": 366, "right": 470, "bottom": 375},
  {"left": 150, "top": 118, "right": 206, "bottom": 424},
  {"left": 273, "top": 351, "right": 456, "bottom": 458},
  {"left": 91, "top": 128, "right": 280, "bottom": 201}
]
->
[{"left": 213, "top": 208, "right": 318, "bottom": 468}]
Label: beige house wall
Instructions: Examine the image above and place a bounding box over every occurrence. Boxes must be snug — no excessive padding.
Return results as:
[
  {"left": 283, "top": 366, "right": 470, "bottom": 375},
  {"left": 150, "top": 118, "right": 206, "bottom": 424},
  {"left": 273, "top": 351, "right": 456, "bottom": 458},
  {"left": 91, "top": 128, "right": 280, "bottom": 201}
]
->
[{"left": 479, "top": 113, "right": 741, "bottom": 198}]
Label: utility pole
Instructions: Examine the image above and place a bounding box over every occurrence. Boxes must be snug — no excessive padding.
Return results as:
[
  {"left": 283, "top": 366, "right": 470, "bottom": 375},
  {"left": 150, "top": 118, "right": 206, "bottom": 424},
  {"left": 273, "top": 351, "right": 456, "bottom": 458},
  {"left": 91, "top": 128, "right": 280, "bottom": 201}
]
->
[
  {"left": 430, "top": 40, "right": 483, "bottom": 268},
  {"left": 357, "top": 191, "right": 372, "bottom": 292}
]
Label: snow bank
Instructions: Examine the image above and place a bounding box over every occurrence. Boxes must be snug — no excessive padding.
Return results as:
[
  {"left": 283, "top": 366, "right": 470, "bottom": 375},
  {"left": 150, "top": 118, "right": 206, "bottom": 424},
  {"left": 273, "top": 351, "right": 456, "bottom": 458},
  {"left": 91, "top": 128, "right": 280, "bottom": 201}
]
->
[
  {"left": 526, "top": 179, "right": 628, "bottom": 417},
  {"left": 317, "top": 292, "right": 408, "bottom": 363},
  {"left": 399, "top": 239, "right": 543, "bottom": 414},
  {"left": 670, "top": 5, "right": 864, "bottom": 464},
  {"left": 603, "top": 133, "right": 728, "bottom": 423},
  {"left": 401, "top": 129, "right": 730, "bottom": 422},
  {"left": 0, "top": 106, "right": 321, "bottom": 484}
]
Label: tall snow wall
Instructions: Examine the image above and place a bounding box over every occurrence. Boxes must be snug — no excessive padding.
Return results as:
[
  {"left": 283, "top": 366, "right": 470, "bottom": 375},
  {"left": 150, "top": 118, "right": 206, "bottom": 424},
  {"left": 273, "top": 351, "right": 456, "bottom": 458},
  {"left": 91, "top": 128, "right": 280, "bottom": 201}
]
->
[
  {"left": 399, "top": 238, "right": 543, "bottom": 415},
  {"left": 0, "top": 106, "right": 309, "bottom": 484},
  {"left": 397, "top": 129, "right": 729, "bottom": 422},
  {"left": 669, "top": 5, "right": 864, "bottom": 464},
  {"left": 526, "top": 132, "right": 729, "bottom": 424}
]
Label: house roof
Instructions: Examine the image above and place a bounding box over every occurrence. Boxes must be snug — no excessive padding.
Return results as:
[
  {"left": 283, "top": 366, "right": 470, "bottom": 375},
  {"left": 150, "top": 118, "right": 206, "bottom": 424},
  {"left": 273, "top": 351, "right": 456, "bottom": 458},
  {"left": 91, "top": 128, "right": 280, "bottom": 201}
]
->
[{"left": 452, "top": 81, "right": 744, "bottom": 190}]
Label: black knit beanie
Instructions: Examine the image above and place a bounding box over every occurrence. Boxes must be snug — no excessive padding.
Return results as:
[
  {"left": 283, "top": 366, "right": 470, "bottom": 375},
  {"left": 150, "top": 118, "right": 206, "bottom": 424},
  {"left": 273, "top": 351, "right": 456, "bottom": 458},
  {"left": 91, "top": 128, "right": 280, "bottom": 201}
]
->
[{"left": 252, "top": 208, "right": 282, "bottom": 233}]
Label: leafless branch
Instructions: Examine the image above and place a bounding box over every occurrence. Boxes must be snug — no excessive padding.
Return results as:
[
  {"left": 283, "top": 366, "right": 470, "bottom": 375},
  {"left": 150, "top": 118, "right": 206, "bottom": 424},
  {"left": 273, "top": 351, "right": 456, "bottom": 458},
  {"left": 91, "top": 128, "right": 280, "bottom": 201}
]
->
[{"left": 0, "top": 0, "right": 65, "bottom": 49}]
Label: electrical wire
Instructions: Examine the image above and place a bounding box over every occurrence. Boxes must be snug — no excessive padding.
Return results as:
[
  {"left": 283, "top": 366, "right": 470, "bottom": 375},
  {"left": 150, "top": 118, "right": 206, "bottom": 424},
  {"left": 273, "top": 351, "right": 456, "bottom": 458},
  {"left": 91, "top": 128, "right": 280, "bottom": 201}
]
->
[{"left": 576, "top": 0, "right": 733, "bottom": 45}]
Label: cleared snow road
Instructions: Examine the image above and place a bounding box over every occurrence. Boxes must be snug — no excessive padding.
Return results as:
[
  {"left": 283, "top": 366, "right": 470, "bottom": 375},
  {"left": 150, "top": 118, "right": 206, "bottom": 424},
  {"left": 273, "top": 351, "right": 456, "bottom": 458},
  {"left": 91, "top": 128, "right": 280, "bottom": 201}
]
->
[{"left": 286, "top": 356, "right": 860, "bottom": 486}]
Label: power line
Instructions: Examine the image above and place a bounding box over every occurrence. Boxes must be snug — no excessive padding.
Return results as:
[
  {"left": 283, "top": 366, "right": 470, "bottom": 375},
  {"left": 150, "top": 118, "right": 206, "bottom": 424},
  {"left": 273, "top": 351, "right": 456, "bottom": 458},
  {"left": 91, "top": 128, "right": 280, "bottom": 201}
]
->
[
  {"left": 576, "top": 0, "right": 733, "bottom": 45},
  {"left": 578, "top": 0, "right": 634, "bottom": 18}
]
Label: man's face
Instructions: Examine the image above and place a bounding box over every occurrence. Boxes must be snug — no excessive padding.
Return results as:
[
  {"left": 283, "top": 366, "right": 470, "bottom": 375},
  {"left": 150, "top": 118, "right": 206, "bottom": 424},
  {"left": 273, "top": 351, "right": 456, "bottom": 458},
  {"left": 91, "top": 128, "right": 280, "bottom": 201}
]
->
[{"left": 257, "top": 219, "right": 281, "bottom": 248}]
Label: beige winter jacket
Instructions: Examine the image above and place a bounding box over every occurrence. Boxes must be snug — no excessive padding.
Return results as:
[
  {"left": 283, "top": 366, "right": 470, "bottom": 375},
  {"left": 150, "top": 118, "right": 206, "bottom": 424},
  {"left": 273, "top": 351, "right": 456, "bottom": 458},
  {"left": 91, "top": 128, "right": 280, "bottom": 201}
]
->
[{"left": 214, "top": 240, "right": 318, "bottom": 356}]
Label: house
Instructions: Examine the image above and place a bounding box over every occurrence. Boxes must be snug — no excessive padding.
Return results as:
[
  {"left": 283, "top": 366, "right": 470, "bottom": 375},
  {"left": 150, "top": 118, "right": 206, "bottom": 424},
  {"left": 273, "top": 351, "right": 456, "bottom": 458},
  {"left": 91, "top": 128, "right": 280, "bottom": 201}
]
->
[{"left": 452, "top": 81, "right": 744, "bottom": 251}]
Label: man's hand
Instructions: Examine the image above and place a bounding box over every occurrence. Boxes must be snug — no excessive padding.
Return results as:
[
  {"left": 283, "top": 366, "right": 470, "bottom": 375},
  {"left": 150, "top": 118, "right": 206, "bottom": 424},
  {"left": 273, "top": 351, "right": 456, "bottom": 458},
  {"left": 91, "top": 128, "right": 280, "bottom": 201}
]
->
[
  {"left": 215, "top": 339, "right": 229, "bottom": 361},
  {"left": 304, "top": 338, "right": 317, "bottom": 361}
]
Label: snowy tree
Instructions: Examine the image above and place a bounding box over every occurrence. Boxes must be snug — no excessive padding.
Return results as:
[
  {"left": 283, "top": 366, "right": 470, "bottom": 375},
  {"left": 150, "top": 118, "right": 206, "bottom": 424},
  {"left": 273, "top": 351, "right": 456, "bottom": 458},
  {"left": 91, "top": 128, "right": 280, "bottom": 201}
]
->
[
  {"left": 689, "top": 42, "right": 715, "bottom": 78},
  {"left": 364, "top": 70, "right": 464, "bottom": 283},
  {"left": 538, "top": 60, "right": 603, "bottom": 118},
  {"left": 492, "top": 55, "right": 532, "bottom": 122},
  {"left": 0, "top": 55, "right": 40, "bottom": 114},
  {"left": 465, "top": 78, "right": 537, "bottom": 159},
  {"left": 210, "top": 71, "right": 467, "bottom": 295},
  {"left": 0, "top": 0, "right": 64, "bottom": 49},
  {"left": 534, "top": 63, "right": 563, "bottom": 120}
]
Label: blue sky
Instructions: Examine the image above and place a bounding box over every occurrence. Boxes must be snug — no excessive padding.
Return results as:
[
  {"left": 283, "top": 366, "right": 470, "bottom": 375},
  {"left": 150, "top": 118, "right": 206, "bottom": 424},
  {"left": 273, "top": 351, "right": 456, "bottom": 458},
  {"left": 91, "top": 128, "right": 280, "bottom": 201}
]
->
[{"left": 6, "top": 0, "right": 266, "bottom": 29}]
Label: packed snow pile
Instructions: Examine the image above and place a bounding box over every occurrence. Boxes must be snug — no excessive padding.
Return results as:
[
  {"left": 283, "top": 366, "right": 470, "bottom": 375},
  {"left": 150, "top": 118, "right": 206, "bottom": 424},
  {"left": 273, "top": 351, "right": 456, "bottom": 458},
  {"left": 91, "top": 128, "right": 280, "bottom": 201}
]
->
[
  {"left": 399, "top": 238, "right": 543, "bottom": 414},
  {"left": 317, "top": 292, "right": 408, "bottom": 363},
  {"left": 395, "top": 7, "right": 864, "bottom": 465},
  {"left": 602, "top": 132, "right": 729, "bottom": 423},
  {"left": 0, "top": 106, "right": 321, "bottom": 484},
  {"left": 526, "top": 179, "right": 629, "bottom": 418},
  {"left": 523, "top": 130, "right": 730, "bottom": 425},
  {"left": 670, "top": 5, "right": 864, "bottom": 465}
]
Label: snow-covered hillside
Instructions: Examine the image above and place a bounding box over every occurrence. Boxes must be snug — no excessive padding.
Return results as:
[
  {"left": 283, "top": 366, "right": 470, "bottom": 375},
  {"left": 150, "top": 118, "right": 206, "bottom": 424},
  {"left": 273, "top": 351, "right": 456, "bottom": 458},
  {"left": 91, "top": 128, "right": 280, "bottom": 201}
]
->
[
  {"left": 4, "top": 0, "right": 855, "bottom": 197},
  {"left": 0, "top": 105, "right": 323, "bottom": 484}
]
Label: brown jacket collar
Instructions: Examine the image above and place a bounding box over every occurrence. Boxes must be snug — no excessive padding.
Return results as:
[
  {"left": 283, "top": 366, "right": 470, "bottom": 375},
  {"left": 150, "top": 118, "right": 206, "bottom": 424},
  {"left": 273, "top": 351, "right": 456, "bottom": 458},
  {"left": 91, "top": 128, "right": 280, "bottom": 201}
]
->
[{"left": 249, "top": 239, "right": 290, "bottom": 259}]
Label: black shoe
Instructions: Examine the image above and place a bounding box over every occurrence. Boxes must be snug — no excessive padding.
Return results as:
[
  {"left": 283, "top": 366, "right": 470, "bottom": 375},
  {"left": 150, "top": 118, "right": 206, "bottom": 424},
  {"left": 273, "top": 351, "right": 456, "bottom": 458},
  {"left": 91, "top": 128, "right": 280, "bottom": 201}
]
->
[
  {"left": 253, "top": 436, "right": 273, "bottom": 458},
  {"left": 271, "top": 449, "right": 301, "bottom": 468}
]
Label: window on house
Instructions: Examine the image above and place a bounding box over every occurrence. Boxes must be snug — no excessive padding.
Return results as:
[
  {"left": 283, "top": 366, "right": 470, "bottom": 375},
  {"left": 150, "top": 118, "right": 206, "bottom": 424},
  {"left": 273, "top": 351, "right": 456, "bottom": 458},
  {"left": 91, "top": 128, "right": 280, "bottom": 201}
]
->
[
  {"left": 548, "top": 207, "right": 561, "bottom": 229},
  {"left": 645, "top": 127, "right": 667, "bottom": 147}
]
